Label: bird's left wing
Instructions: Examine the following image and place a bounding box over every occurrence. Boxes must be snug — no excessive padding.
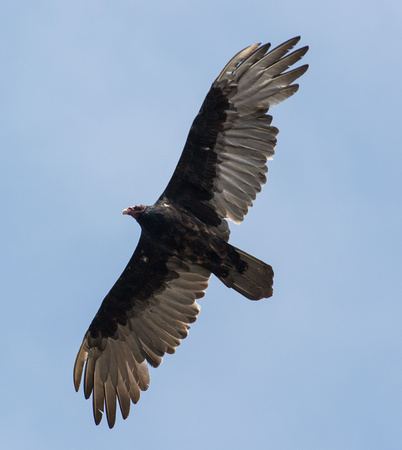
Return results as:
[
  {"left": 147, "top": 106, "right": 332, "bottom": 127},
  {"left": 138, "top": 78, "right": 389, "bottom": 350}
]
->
[
  {"left": 161, "top": 37, "right": 308, "bottom": 225},
  {"left": 74, "top": 233, "right": 210, "bottom": 428}
]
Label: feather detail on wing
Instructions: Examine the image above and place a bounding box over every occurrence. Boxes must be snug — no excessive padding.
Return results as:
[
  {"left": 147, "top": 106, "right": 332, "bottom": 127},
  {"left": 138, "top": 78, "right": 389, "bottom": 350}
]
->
[
  {"left": 162, "top": 36, "right": 308, "bottom": 224},
  {"left": 74, "top": 236, "right": 210, "bottom": 428}
]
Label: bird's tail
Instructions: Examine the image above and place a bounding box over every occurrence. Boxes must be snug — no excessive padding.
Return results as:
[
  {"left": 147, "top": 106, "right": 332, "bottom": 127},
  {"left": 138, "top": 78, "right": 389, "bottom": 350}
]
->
[{"left": 215, "top": 246, "right": 273, "bottom": 300}]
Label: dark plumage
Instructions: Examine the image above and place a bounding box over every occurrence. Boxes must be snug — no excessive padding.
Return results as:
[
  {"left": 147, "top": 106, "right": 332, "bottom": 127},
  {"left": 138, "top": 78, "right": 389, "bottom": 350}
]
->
[{"left": 74, "top": 37, "right": 309, "bottom": 428}]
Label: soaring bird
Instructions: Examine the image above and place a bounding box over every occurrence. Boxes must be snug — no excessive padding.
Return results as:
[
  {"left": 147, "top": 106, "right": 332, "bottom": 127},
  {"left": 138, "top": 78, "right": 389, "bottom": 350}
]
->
[{"left": 74, "top": 37, "right": 308, "bottom": 428}]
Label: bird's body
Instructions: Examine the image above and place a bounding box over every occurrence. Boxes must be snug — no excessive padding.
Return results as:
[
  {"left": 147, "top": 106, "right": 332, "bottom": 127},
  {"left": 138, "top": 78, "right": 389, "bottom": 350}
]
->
[
  {"left": 132, "top": 201, "right": 273, "bottom": 298},
  {"left": 74, "top": 37, "right": 309, "bottom": 428},
  {"left": 138, "top": 202, "right": 230, "bottom": 269}
]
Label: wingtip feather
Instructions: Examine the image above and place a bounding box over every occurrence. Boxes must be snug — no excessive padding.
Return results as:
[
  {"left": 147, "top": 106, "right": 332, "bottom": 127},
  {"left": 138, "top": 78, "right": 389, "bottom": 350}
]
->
[{"left": 73, "top": 339, "right": 88, "bottom": 392}]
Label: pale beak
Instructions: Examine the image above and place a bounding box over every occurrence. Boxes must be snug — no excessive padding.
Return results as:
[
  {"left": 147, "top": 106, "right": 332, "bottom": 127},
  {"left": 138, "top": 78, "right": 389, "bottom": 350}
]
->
[{"left": 122, "top": 209, "right": 129, "bottom": 215}]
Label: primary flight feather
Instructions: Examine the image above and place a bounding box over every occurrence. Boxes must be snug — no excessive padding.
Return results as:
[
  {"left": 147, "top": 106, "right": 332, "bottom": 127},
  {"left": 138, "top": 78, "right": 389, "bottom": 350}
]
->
[{"left": 74, "top": 36, "right": 309, "bottom": 428}]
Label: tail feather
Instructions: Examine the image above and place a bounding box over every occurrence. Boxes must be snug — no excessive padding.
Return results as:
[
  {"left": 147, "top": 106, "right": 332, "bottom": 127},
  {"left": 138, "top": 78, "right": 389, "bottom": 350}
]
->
[{"left": 216, "top": 246, "right": 273, "bottom": 300}]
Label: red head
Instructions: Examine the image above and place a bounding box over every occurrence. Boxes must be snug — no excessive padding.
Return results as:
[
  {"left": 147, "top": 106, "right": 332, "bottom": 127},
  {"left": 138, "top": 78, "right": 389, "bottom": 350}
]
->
[{"left": 122, "top": 204, "right": 147, "bottom": 219}]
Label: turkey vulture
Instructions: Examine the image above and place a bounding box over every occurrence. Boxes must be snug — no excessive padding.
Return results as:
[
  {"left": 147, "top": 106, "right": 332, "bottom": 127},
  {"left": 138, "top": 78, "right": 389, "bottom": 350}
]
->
[{"left": 74, "top": 37, "right": 308, "bottom": 428}]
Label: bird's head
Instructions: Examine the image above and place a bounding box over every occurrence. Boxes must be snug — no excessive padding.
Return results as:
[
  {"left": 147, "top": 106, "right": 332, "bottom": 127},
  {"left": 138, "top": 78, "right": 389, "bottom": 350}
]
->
[{"left": 122, "top": 204, "right": 147, "bottom": 219}]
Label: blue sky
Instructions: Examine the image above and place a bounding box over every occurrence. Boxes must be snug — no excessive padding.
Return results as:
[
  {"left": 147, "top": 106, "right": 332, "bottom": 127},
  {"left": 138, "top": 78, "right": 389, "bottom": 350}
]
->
[{"left": 2, "top": 1, "right": 402, "bottom": 449}]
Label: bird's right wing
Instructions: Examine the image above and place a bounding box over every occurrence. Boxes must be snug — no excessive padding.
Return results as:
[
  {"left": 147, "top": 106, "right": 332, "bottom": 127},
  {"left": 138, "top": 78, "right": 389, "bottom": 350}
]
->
[{"left": 74, "top": 233, "right": 210, "bottom": 428}]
